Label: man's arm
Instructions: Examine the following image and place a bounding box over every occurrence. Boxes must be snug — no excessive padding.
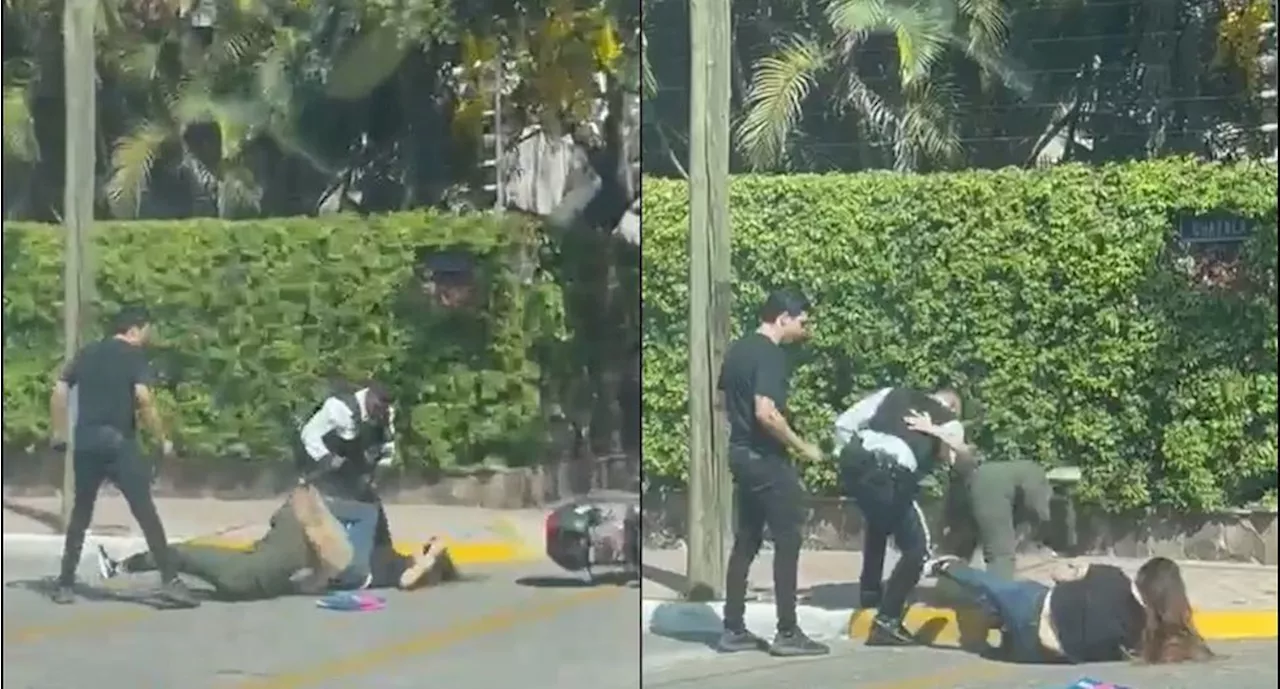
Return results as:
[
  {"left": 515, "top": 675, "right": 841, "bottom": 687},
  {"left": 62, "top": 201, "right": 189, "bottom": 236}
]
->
[
  {"left": 299, "top": 398, "right": 357, "bottom": 468},
  {"left": 905, "top": 412, "right": 976, "bottom": 466},
  {"left": 50, "top": 382, "right": 72, "bottom": 444},
  {"left": 755, "top": 395, "right": 816, "bottom": 458},
  {"left": 753, "top": 352, "right": 820, "bottom": 461},
  {"left": 375, "top": 405, "right": 398, "bottom": 465},
  {"left": 133, "top": 384, "right": 171, "bottom": 452},
  {"left": 50, "top": 355, "right": 80, "bottom": 445}
]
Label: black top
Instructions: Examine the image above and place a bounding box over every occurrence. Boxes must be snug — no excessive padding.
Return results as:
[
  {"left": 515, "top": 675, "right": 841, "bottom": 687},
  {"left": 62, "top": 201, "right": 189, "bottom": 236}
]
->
[
  {"left": 60, "top": 337, "right": 154, "bottom": 438},
  {"left": 864, "top": 387, "right": 958, "bottom": 477},
  {"left": 1048, "top": 564, "right": 1145, "bottom": 663},
  {"left": 718, "top": 332, "right": 791, "bottom": 456}
]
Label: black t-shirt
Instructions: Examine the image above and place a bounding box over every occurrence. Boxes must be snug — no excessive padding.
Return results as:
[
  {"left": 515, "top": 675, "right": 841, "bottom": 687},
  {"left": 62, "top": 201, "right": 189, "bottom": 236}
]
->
[
  {"left": 864, "top": 387, "right": 958, "bottom": 476},
  {"left": 60, "top": 337, "right": 154, "bottom": 437},
  {"left": 718, "top": 332, "right": 790, "bottom": 456},
  {"left": 1048, "top": 564, "right": 1145, "bottom": 663}
]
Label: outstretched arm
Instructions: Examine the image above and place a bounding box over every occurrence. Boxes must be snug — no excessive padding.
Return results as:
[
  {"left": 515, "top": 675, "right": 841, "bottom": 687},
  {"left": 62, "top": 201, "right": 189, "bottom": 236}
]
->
[{"left": 905, "top": 411, "right": 975, "bottom": 465}]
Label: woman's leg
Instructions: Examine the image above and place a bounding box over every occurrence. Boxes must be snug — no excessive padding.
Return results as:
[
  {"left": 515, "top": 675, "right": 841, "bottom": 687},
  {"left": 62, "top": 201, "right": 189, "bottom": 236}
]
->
[
  {"left": 324, "top": 497, "right": 379, "bottom": 589},
  {"left": 937, "top": 562, "right": 1049, "bottom": 661},
  {"left": 122, "top": 543, "right": 295, "bottom": 600}
]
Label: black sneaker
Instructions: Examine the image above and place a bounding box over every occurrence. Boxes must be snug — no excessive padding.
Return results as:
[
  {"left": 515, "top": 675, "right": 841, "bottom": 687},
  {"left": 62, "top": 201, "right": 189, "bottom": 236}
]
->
[
  {"left": 769, "top": 628, "right": 830, "bottom": 657},
  {"left": 859, "top": 588, "right": 882, "bottom": 609},
  {"left": 717, "top": 628, "right": 766, "bottom": 653},
  {"left": 865, "top": 616, "right": 916, "bottom": 647},
  {"left": 96, "top": 544, "right": 121, "bottom": 580},
  {"left": 50, "top": 583, "right": 76, "bottom": 605},
  {"left": 155, "top": 579, "right": 201, "bottom": 609}
]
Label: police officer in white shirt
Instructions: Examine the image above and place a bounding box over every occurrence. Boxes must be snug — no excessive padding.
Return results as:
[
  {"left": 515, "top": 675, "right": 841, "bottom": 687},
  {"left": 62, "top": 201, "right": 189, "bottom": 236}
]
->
[
  {"left": 833, "top": 386, "right": 972, "bottom": 646},
  {"left": 296, "top": 381, "right": 397, "bottom": 588}
]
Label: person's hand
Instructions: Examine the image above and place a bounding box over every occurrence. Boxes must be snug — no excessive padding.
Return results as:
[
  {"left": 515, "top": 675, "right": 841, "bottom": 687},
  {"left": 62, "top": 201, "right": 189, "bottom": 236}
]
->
[
  {"left": 903, "top": 409, "right": 937, "bottom": 433},
  {"left": 1050, "top": 559, "right": 1086, "bottom": 583},
  {"left": 798, "top": 442, "right": 824, "bottom": 463}
]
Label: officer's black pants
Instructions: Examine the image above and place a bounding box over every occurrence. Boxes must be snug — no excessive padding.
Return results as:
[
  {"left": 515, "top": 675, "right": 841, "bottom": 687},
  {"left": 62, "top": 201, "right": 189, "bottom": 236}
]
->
[
  {"left": 58, "top": 426, "right": 176, "bottom": 585},
  {"left": 723, "top": 446, "right": 804, "bottom": 633},
  {"left": 839, "top": 442, "right": 931, "bottom": 622}
]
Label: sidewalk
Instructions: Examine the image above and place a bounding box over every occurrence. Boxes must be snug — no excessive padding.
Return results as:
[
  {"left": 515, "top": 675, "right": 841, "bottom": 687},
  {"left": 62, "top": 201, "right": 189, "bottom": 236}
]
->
[
  {"left": 1, "top": 495, "right": 545, "bottom": 565},
  {"left": 641, "top": 547, "right": 1279, "bottom": 643}
]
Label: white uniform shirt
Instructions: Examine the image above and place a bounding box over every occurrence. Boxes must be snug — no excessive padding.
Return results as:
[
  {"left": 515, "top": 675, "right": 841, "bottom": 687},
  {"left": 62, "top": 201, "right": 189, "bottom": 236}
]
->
[
  {"left": 299, "top": 388, "right": 397, "bottom": 467},
  {"left": 833, "top": 388, "right": 966, "bottom": 472}
]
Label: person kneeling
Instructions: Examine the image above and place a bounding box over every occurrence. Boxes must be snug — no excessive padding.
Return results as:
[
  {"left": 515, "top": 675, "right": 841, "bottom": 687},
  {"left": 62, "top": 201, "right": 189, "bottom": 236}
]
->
[
  {"left": 927, "top": 554, "right": 1214, "bottom": 665},
  {"left": 96, "top": 485, "right": 455, "bottom": 600}
]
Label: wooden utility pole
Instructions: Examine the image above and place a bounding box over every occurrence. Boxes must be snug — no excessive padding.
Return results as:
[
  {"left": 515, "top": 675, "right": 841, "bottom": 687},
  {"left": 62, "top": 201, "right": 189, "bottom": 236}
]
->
[
  {"left": 61, "top": 0, "right": 97, "bottom": 529},
  {"left": 685, "top": 0, "right": 733, "bottom": 601}
]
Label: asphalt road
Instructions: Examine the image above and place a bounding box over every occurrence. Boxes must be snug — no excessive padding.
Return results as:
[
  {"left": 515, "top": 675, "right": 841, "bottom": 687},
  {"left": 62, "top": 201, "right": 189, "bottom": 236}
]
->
[
  {"left": 643, "top": 634, "right": 1279, "bottom": 689},
  {"left": 2, "top": 553, "right": 640, "bottom": 689}
]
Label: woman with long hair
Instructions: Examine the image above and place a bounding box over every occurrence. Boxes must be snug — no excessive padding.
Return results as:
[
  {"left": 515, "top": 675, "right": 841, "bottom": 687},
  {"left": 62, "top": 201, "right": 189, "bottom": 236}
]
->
[{"left": 927, "top": 554, "right": 1215, "bottom": 664}]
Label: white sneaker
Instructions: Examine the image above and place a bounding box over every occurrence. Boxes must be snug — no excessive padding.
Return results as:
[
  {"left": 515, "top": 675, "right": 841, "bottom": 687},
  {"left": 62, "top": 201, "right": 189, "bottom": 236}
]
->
[
  {"left": 924, "top": 554, "right": 962, "bottom": 578},
  {"left": 96, "top": 544, "right": 121, "bottom": 580}
]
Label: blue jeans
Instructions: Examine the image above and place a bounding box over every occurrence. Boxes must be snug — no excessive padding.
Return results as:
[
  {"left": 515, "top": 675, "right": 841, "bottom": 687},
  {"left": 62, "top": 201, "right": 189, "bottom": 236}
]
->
[
  {"left": 942, "top": 564, "right": 1049, "bottom": 662},
  {"left": 322, "top": 496, "right": 378, "bottom": 589}
]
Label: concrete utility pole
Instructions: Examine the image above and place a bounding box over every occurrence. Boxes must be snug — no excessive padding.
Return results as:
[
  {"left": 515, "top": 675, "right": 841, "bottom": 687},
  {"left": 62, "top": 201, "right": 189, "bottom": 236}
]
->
[
  {"left": 685, "top": 0, "right": 733, "bottom": 601},
  {"left": 1259, "top": 8, "right": 1277, "bottom": 162},
  {"left": 61, "top": 0, "right": 97, "bottom": 528}
]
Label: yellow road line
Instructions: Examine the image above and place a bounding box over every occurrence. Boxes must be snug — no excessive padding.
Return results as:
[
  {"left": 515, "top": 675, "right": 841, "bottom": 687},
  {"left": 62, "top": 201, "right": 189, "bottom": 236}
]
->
[
  {"left": 229, "top": 587, "right": 620, "bottom": 689},
  {"left": 191, "top": 538, "right": 539, "bottom": 565},
  {"left": 2, "top": 609, "right": 149, "bottom": 645}
]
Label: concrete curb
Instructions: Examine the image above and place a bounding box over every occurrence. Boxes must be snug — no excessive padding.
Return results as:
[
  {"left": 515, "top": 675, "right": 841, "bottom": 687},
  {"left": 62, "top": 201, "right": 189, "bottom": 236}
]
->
[
  {"left": 642, "top": 599, "right": 853, "bottom": 642},
  {"left": 641, "top": 598, "right": 1279, "bottom": 644},
  {"left": 2, "top": 532, "right": 538, "bottom": 567}
]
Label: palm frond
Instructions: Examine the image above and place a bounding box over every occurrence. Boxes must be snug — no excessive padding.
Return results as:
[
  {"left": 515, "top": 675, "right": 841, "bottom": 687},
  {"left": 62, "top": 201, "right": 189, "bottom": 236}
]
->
[
  {"left": 825, "top": 0, "right": 951, "bottom": 85},
  {"left": 176, "top": 143, "right": 219, "bottom": 197},
  {"left": 840, "top": 70, "right": 899, "bottom": 139},
  {"left": 216, "top": 163, "right": 263, "bottom": 217},
  {"left": 897, "top": 77, "right": 963, "bottom": 170},
  {"left": 105, "top": 120, "right": 172, "bottom": 218},
  {"left": 2, "top": 84, "right": 40, "bottom": 163},
  {"left": 1, "top": 83, "right": 40, "bottom": 162},
  {"left": 108, "top": 41, "right": 164, "bottom": 86},
  {"left": 640, "top": 30, "right": 657, "bottom": 100},
  {"left": 955, "top": 0, "right": 1008, "bottom": 55},
  {"left": 824, "top": 0, "right": 887, "bottom": 47},
  {"left": 735, "top": 35, "right": 831, "bottom": 171}
]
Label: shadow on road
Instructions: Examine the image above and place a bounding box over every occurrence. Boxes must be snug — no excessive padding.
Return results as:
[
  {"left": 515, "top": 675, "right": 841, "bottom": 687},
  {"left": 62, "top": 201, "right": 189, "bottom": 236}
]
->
[
  {"left": 1, "top": 500, "right": 65, "bottom": 532},
  {"left": 516, "top": 571, "right": 638, "bottom": 588},
  {"left": 4, "top": 577, "right": 212, "bottom": 609}
]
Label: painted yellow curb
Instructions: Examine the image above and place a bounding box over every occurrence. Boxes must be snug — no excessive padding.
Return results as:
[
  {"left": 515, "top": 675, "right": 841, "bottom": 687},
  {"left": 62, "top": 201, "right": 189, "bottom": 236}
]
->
[
  {"left": 848, "top": 606, "right": 1279, "bottom": 644},
  {"left": 191, "top": 536, "right": 538, "bottom": 566}
]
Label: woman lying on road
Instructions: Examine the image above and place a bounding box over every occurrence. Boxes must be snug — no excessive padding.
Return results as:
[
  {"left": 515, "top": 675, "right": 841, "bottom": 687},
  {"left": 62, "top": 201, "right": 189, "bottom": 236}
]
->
[
  {"left": 928, "top": 554, "right": 1215, "bottom": 665},
  {"left": 95, "top": 485, "right": 458, "bottom": 601}
]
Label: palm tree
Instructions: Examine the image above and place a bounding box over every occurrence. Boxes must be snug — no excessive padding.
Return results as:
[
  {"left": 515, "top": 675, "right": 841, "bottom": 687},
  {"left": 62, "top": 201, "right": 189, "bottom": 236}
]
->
[{"left": 734, "top": 0, "right": 1019, "bottom": 172}]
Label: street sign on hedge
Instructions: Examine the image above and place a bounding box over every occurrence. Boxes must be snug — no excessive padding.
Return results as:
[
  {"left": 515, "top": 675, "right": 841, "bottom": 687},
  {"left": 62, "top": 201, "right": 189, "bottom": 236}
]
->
[{"left": 1177, "top": 212, "right": 1256, "bottom": 244}]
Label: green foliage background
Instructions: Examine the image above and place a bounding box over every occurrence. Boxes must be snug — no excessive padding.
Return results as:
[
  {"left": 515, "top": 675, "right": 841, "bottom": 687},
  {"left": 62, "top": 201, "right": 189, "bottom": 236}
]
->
[
  {"left": 2, "top": 212, "right": 569, "bottom": 470},
  {"left": 642, "top": 159, "right": 1278, "bottom": 511}
]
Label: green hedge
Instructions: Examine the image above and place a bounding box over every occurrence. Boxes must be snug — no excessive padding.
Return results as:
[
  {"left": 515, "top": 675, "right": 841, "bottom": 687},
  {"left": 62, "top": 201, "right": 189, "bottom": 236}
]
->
[
  {"left": 642, "top": 159, "right": 1278, "bottom": 511},
  {"left": 2, "top": 212, "right": 568, "bottom": 469}
]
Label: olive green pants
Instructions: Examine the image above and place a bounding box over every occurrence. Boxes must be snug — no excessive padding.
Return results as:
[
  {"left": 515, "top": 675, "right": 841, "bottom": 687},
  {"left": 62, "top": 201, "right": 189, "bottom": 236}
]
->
[
  {"left": 122, "top": 507, "right": 312, "bottom": 600},
  {"left": 940, "top": 469, "right": 1021, "bottom": 581}
]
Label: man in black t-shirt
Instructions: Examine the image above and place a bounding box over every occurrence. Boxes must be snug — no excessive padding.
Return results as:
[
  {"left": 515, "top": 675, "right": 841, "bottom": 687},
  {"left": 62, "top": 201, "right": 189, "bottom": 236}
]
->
[
  {"left": 715, "top": 289, "right": 828, "bottom": 658},
  {"left": 834, "top": 386, "right": 972, "bottom": 645},
  {"left": 49, "top": 306, "right": 199, "bottom": 608}
]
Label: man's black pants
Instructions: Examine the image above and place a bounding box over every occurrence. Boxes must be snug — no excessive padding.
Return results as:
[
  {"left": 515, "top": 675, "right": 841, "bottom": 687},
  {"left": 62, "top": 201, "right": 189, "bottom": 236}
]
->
[
  {"left": 58, "top": 426, "right": 176, "bottom": 585},
  {"left": 838, "top": 441, "right": 931, "bottom": 622},
  {"left": 724, "top": 446, "right": 804, "bottom": 633}
]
